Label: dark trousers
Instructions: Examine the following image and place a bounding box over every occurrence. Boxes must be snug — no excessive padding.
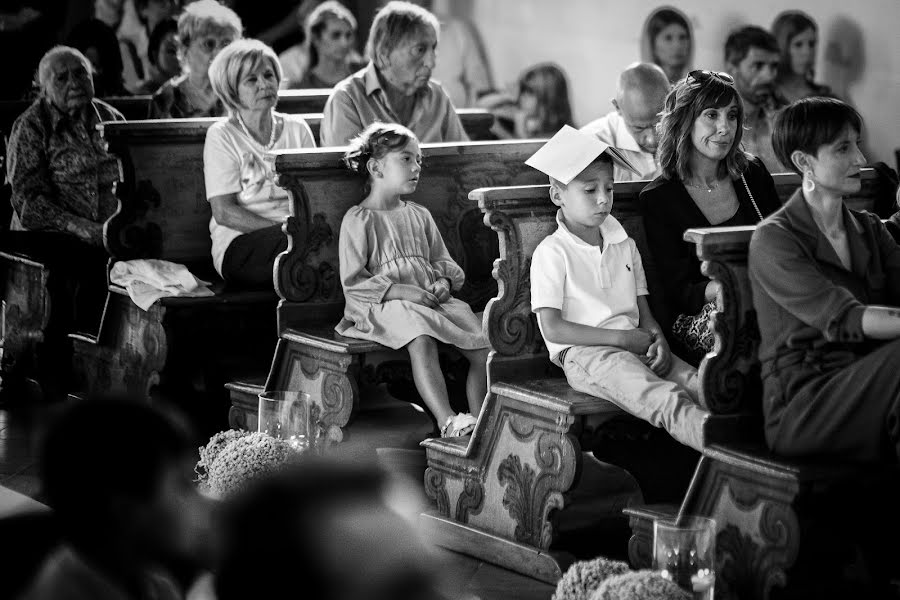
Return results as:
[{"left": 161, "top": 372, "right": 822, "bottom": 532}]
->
[
  {"left": 765, "top": 337, "right": 900, "bottom": 463},
  {"left": 220, "top": 224, "right": 288, "bottom": 290}
]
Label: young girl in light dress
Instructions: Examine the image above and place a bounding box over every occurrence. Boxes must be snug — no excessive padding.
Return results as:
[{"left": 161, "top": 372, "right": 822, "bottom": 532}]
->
[{"left": 337, "top": 122, "right": 490, "bottom": 438}]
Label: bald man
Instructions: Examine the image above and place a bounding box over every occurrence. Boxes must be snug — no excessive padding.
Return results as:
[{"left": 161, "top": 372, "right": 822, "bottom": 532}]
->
[{"left": 581, "top": 62, "right": 670, "bottom": 182}]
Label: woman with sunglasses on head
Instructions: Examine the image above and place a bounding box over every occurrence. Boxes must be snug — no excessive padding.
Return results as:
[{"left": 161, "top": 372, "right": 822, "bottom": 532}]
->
[
  {"left": 638, "top": 70, "right": 782, "bottom": 363},
  {"left": 750, "top": 97, "right": 900, "bottom": 467}
]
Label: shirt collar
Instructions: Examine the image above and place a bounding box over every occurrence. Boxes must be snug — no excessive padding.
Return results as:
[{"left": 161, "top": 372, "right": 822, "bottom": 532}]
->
[
  {"left": 43, "top": 96, "right": 100, "bottom": 132},
  {"left": 363, "top": 61, "right": 382, "bottom": 96},
  {"left": 781, "top": 188, "right": 869, "bottom": 269},
  {"left": 555, "top": 209, "right": 628, "bottom": 250},
  {"left": 609, "top": 111, "right": 645, "bottom": 153},
  {"left": 363, "top": 61, "right": 431, "bottom": 101}
]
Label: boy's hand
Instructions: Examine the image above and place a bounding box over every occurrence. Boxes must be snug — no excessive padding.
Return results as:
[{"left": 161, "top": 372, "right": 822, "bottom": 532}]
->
[
  {"left": 619, "top": 328, "right": 654, "bottom": 355},
  {"left": 427, "top": 279, "right": 452, "bottom": 303},
  {"left": 393, "top": 284, "right": 440, "bottom": 308},
  {"left": 646, "top": 334, "right": 673, "bottom": 376}
]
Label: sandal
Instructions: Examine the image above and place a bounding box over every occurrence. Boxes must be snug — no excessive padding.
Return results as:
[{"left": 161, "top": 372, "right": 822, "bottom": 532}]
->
[{"left": 440, "top": 413, "right": 477, "bottom": 438}]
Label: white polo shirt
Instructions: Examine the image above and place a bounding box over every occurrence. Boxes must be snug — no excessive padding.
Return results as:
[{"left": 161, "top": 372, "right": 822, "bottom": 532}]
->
[
  {"left": 581, "top": 111, "right": 660, "bottom": 182},
  {"left": 530, "top": 210, "right": 648, "bottom": 365}
]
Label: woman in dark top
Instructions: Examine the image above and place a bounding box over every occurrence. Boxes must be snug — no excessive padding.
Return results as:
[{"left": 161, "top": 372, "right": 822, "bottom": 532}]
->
[
  {"left": 639, "top": 71, "right": 781, "bottom": 361},
  {"left": 749, "top": 97, "right": 900, "bottom": 464}
]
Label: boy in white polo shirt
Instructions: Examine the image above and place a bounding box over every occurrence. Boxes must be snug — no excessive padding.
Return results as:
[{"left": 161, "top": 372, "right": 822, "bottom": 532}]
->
[{"left": 526, "top": 126, "right": 708, "bottom": 451}]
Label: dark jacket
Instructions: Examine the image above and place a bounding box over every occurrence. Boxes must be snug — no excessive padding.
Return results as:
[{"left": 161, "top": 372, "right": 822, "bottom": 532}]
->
[
  {"left": 749, "top": 188, "right": 900, "bottom": 380},
  {"left": 638, "top": 157, "right": 782, "bottom": 324}
]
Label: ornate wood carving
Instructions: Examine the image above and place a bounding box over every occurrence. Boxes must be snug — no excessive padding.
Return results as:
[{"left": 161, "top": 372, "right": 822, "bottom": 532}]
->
[
  {"left": 692, "top": 233, "right": 763, "bottom": 415},
  {"left": 424, "top": 468, "right": 450, "bottom": 517},
  {"left": 455, "top": 478, "right": 485, "bottom": 522},
  {"left": 266, "top": 339, "right": 357, "bottom": 428}
]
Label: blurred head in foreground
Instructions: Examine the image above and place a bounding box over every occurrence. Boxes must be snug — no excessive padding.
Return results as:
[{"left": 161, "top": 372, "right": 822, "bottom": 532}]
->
[{"left": 215, "top": 458, "right": 439, "bottom": 600}]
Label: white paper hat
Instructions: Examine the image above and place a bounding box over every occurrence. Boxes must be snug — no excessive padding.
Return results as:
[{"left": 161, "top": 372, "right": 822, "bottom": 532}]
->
[{"left": 525, "top": 125, "right": 641, "bottom": 184}]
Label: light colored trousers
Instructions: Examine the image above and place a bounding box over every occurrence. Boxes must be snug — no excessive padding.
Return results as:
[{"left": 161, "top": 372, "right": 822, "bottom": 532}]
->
[{"left": 562, "top": 344, "right": 709, "bottom": 451}]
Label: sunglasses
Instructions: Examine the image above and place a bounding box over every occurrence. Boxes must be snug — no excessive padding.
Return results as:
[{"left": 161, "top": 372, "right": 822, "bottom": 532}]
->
[{"left": 688, "top": 70, "right": 735, "bottom": 85}]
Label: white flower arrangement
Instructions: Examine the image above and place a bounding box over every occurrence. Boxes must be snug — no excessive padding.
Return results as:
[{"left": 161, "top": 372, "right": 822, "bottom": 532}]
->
[{"left": 195, "top": 430, "right": 298, "bottom": 498}]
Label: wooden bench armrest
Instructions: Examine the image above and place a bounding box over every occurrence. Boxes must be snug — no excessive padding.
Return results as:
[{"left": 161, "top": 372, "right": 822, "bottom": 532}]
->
[
  {"left": 683, "top": 226, "right": 761, "bottom": 417},
  {"left": 0, "top": 250, "right": 46, "bottom": 269}
]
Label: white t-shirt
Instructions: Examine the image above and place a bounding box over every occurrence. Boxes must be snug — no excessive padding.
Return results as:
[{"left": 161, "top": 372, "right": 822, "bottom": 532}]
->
[
  {"left": 203, "top": 113, "right": 316, "bottom": 275},
  {"left": 530, "top": 210, "right": 648, "bottom": 365},
  {"left": 581, "top": 111, "right": 660, "bottom": 182}
]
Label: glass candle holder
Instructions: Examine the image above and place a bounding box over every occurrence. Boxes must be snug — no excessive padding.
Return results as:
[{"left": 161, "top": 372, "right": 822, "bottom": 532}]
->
[
  {"left": 258, "top": 391, "right": 316, "bottom": 452},
  {"left": 653, "top": 515, "right": 716, "bottom": 599}
]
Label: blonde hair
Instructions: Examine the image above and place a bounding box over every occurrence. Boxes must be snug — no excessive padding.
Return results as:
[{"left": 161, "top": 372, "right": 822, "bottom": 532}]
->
[
  {"left": 209, "top": 39, "right": 282, "bottom": 114},
  {"left": 177, "top": 0, "right": 243, "bottom": 49},
  {"left": 366, "top": 1, "right": 439, "bottom": 69}
]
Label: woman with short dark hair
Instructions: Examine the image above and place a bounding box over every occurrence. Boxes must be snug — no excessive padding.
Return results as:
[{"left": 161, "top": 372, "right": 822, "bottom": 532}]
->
[
  {"left": 639, "top": 71, "right": 781, "bottom": 362},
  {"left": 750, "top": 97, "right": 900, "bottom": 463}
]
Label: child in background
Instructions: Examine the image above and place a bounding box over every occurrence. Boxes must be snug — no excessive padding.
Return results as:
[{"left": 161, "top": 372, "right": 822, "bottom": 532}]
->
[
  {"left": 337, "top": 122, "right": 490, "bottom": 438},
  {"left": 480, "top": 63, "right": 574, "bottom": 139},
  {"left": 527, "top": 126, "right": 708, "bottom": 450}
]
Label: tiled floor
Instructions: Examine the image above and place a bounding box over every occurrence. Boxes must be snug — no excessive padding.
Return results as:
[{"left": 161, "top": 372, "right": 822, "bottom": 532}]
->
[{"left": 0, "top": 386, "right": 637, "bottom": 599}]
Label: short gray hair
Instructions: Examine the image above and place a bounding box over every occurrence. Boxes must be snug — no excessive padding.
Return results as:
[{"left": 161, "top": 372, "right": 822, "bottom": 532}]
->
[
  {"left": 177, "top": 0, "right": 243, "bottom": 48},
  {"left": 36, "top": 46, "right": 92, "bottom": 92},
  {"left": 366, "top": 1, "right": 439, "bottom": 68},
  {"left": 208, "top": 39, "right": 282, "bottom": 114}
]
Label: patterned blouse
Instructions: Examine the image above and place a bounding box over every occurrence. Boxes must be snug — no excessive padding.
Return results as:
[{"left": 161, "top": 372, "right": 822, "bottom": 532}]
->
[
  {"left": 7, "top": 97, "right": 124, "bottom": 246},
  {"left": 148, "top": 74, "right": 226, "bottom": 119}
]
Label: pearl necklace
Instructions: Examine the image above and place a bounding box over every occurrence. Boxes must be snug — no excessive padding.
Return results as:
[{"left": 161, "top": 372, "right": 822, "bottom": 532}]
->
[{"left": 236, "top": 111, "right": 277, "bottom": 151}]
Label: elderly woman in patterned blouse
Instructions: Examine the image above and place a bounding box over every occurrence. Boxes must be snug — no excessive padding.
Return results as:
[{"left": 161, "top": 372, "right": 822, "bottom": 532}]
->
[
  {"left": 7, "top": 45, "right": 124, "bottom": 245},
  {"left": 4, "top": 45, "right": 125, "bottom": 394}
]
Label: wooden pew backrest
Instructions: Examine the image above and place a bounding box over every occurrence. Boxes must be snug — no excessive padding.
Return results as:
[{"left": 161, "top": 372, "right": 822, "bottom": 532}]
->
[
  {"left": 271, "top": 140, "right": 549, "bottom": 322},
  {"left": 275, "top": 89, "right": 331, "bottom": 115}
]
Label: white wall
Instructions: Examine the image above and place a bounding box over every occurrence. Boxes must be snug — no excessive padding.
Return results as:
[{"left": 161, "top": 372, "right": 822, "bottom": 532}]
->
[{"left": 448, "top": 0, "right": 900, "bottom": 166}]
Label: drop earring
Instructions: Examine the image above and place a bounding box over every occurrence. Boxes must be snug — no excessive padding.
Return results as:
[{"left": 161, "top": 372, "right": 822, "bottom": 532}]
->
[{"left": 802, "top": 171, "right": 815, "bottom": 193}]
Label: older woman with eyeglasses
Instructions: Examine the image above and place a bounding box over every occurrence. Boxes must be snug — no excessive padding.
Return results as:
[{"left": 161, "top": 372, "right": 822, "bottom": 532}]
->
[
  {"left": 148, "top": 0, "right": 242, "bottom": 118},
  {"left": 204, "top": 39, "right": 316, "bottom": 289},
  {"left": 638, "top": 70, "right": 782, "bottom": 362}
]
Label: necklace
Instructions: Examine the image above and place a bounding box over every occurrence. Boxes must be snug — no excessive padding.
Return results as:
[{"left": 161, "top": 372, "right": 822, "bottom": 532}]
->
[
  {"left": 686, "top": 179, "right": 719, "bottom": 193},
  {"left": 236, "top": 111, "right": 278, "bottom": 151}
]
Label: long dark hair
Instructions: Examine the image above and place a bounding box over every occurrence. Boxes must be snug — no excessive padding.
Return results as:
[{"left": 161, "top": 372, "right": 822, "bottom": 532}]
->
[
  {"left": 657, "top": 75, "right": 748, "bottom": 181},
  {"left": 305, "top": 1, "right": 357, "bottom": 71},
  {"left": 518, "top": 63, "right": 574, "bottom": 136},
  {"left": 772, "top": 11, "right": 818, "bottom": 82}
]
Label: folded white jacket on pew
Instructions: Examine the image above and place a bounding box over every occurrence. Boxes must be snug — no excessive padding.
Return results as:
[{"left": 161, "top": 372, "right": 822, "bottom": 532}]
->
[{"left": 110, "top": 260, "right": 214, "bottom": 311}]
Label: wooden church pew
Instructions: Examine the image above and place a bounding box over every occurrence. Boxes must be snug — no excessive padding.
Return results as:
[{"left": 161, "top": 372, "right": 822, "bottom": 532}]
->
[
  {"left": 225, "top": 139, "right": 549, "bottom": 432},
  {"left": 418, "top": 166, "right": 898, "bottom": 585}
]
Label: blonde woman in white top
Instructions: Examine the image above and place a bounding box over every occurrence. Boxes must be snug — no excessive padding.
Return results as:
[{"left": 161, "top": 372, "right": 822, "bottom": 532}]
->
[{"left": 204, "top": 38, "right": 317, "bottom": 288}]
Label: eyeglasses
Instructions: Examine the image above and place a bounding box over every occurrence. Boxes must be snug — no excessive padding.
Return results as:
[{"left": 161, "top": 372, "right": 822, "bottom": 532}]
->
[{"left": 687, "top": 70, "right": 735, "bottom": 85}]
